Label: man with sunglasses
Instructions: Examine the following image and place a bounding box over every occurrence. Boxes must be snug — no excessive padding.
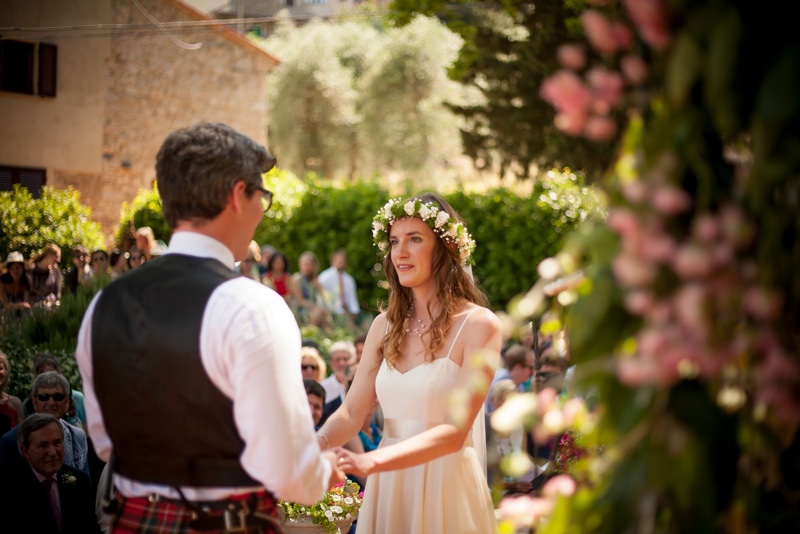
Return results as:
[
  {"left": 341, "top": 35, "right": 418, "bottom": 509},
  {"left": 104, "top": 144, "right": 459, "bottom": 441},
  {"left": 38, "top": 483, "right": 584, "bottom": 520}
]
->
[
  {"left": 75, "top": 122, "right": 344, "bottom": 533},
  {"left": 0, "top": 371, "right": 88, "bottom": 475}
]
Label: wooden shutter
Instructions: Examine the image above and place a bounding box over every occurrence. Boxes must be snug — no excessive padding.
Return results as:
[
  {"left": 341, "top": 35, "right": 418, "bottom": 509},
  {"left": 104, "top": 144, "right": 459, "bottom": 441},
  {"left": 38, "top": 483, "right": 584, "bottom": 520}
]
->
[
  {"left": 38, "top": 43, "right": 57, "bottom": 97},
  {"left": 0, "top": 40, "right": 35, "bottom": 94},
  {"left": 0, "top": 166, "right": 46, "bottom": 197}
]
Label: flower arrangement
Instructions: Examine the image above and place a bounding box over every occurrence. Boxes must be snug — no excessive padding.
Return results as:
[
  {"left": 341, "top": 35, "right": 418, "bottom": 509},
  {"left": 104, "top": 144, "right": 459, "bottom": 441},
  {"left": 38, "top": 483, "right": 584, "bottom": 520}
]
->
[
  {"left": 372, "top": 198, "right": 476, "bottom": 265},
  {"left": 279, "top": 480, "right": 363, "bottom": 534},
  {"left": 60, "top": 471, "right": 77, "bottom": 486}
]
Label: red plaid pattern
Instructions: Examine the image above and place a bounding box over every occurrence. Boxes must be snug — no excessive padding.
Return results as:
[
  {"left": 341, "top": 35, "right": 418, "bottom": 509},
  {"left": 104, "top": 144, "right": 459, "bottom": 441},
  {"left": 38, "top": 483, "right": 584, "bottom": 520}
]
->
[{"left": 111, "top": 491, "right": 281, "bottom": 533}]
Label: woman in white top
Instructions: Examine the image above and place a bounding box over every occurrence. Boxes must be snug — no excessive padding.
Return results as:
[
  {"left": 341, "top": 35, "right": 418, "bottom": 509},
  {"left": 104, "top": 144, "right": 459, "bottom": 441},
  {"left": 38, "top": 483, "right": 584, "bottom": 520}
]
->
[{"left": 318, "top": 192, "right": 501, "bottom": 533}]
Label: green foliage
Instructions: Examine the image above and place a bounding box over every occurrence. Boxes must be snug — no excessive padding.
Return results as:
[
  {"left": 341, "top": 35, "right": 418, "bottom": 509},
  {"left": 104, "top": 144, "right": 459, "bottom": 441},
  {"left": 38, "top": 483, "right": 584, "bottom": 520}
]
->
[
  {"left": 256, "top": 175, "right": 391, "bottom": 314},
  {"left": 448, "top": 169, "right": 604, "bottom": 306},
  {"left": 389, "top": 0, "right": 616, "bottom": 180},
  {"left": 0, "top": 185, "right": 105, "bottom": 265},
  {"left": 114, "top": 184, "right": 171, "bottom": 248},
  {"left": 260, "top": 14, "right": 465, "bottom": 179},
  {"left": 0, "top": 278, "right": 106, "bottom": 399},
  {"left": 520, "top": 0, "right": 800, "bottom": 532},
  {"left": 112, "top": 168, "right": 598, "bottom": 315}
]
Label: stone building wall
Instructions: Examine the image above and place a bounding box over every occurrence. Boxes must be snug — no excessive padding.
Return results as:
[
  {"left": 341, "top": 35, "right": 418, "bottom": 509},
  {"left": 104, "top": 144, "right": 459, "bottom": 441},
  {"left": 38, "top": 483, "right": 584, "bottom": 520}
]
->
[{"left": 95, "top": 0, "right": 277, "bottom": 235}]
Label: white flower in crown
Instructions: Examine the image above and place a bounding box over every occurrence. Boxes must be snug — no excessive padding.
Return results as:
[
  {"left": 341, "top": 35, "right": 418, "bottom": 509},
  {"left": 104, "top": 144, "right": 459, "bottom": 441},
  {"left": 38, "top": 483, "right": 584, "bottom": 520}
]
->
[{"left": 371, "top": 197, "right": 476, "bottom": 266}]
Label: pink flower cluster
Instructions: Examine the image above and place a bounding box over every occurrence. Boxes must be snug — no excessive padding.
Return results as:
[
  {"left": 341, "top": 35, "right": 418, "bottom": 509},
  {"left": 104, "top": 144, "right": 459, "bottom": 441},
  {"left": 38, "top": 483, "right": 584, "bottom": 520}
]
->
[
  {"left": 606, "top": 158, "right": 799, "bottom": 427},
  {"left": 540, "top": 0, "right": 671, "bottom": 141}
]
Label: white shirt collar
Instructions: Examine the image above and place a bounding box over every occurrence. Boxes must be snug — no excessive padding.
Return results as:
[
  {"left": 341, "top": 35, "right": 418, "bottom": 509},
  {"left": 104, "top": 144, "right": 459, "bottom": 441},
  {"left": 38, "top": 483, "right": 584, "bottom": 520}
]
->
[{"left": 165, "top": 232, "right": 235, "bottom": 270}]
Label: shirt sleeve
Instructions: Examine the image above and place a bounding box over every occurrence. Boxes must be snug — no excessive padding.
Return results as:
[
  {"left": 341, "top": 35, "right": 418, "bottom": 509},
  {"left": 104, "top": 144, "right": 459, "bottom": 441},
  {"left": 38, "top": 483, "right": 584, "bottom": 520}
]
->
[
  {"left": 75, "top": 292, "right": 113, "bottom": 462},
  {"left": 201, "top": 278, "right": 331, "bottom": 504}
]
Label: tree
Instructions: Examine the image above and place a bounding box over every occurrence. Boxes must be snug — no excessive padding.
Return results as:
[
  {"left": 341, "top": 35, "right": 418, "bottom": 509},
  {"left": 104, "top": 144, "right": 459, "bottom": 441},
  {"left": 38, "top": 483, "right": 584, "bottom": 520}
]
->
[
  {"left": 0, "top": 185, "right": 105, "bottom": 266},
  {"left": 389, "top": 0, "right": 618, "bottom": 180},
  {"left": 259, "top": 13, "right": 466, "bottom": 180}
]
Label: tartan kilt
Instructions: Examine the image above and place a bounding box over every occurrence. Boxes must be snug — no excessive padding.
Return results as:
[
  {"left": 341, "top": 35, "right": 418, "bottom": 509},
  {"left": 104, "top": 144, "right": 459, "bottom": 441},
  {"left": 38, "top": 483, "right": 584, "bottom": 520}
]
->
[{"left": 111, "top": 490, "right": 281, "bottom": 533}]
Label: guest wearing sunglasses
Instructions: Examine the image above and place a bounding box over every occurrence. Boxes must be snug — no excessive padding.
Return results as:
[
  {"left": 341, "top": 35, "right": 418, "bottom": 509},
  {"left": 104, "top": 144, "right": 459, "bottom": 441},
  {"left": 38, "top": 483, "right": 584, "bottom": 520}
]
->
[
  {"left": 0, "top": 371, "right": 88, "bottom": 476},
  {"left": 301, "top": 346, "right": 327, "bottom": 384},
  {"left": 22, "top": 353, "right": 87, "bottom": 430}
]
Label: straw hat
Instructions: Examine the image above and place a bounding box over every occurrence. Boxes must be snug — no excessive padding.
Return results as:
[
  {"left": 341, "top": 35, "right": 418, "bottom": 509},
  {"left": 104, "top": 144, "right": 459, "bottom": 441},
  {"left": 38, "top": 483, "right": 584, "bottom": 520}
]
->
[{"left": 1, "top": 251, "right": 28, "bottom": 270}]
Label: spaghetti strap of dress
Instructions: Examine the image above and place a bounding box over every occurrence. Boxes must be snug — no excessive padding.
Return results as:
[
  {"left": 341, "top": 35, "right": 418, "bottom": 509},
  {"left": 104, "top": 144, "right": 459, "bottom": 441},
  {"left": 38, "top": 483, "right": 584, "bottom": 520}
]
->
[{"left": 445, "top": 307, "right": 481, "bottom": 360}]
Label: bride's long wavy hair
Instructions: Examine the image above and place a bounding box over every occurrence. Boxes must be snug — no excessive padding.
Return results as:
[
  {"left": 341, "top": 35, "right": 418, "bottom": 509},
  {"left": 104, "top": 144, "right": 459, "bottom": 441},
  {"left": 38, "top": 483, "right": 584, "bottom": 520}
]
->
[{"left": 378, "top": 193, "right": 488, "bottom": 369}]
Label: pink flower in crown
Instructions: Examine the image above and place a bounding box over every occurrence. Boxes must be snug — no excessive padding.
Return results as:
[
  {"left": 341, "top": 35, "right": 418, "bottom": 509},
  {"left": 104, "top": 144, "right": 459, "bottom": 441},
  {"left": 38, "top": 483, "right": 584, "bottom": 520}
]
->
[
  {"left": 555, "top": 112, "right": 589, "bottom": 135},
  {"left": 624, "top": 0, "right": 672, "bottom": 50},
  {"left": 624, "top": 289, "right": 655, "bottom": 315},
  {"left": 581, "top": 11, "right": 621, "bottom": 54},
  {"left": 607, "top": 208, "right": 641, "bottom": 238},
  {"left": 672, "top": 243, "right": 713, "bottom": 279},
  {"left": 612, "top": 252, "right": 658, "bottom": 287},
  {"left": 651, "top": 183, "right": 691, "bottom": 215},
  {"left": 620, "top": 55, "right": 649, "bottom": 84},
  {"left": 540, "top": 70, "right": 594, "bottom": 116},
  {"left": 692, "top": 213, "right": 720, "bottom": 243},
  {"left": 557, "top": 44, "right": 588, "bottom": 70},
  {"left": 542, "top": 475, "right": 577, "bottom": 498},
  {"left": 584, "top": 115, "right": 617, "bottom": 141},
  {"left": 587, "top": 67, "right": 625, "bottom": 108}
]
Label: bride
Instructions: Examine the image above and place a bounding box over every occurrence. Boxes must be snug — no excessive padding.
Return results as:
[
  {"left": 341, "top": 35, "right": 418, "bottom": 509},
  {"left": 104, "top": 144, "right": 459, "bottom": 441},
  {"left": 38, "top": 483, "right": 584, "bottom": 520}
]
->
[{"left": 318, "top": 193, "right": 501, "bottom": 533}]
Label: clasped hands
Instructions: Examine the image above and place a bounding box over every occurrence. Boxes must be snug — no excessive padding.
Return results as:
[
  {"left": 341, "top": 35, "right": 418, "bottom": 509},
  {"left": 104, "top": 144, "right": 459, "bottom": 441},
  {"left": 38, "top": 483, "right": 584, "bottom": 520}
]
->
[{"left": 322, "top": 447, "right": 375, "bottom": 486}]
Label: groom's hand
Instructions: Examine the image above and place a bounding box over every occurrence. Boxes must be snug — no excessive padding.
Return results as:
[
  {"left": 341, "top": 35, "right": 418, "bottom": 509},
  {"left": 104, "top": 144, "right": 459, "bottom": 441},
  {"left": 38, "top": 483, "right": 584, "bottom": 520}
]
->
[{"left": 322, "top": 449, "right": 346, "bottom": 490}]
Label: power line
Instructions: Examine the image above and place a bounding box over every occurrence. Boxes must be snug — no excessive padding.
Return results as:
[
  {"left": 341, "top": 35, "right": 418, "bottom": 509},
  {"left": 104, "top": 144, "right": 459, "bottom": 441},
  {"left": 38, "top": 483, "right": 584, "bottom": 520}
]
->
[{"left": 0, "top": 12, "right": 389, "bottom": 40}]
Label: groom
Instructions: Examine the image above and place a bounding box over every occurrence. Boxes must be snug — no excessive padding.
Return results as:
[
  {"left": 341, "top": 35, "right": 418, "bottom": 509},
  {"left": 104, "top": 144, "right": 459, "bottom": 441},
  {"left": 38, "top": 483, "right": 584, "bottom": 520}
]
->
[{"left": 76, "top": 122, "right": 344, "bottom": 532}]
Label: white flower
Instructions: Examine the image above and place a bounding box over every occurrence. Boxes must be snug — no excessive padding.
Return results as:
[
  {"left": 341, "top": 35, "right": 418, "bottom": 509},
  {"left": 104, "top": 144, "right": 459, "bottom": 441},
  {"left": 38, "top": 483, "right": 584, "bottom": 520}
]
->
[
  {"left": 446, "top": 225, "right": 459, "bottom": 238},
  {"left": 378, "top": 241, "right": 388, "bottom": 252},
  {"left": 372, "top": 221, "right": 384, "bottom": 232},
  {"left": 331, "top": 494, "right": 342, "bottom": 502},
  {"left": 384, "top": 203, "right": 394, "bottom": 218},
  {"left": 418, "top": 204, "right": 432, "bottom": 220},
  {"left": 325, "top": 510, "right": 334, "bottom": 519},
  {"left": 332, "top": 506, "right": 343, "bottom": 514},
  {"left": 404, "top": 201, "right": 415, "bottom": 216},
  {"left": 435, "top": 211, "right": 450, "bottom": 228},
  {"left": 344, "top": 497, "right": 354, "bottom": 505}
]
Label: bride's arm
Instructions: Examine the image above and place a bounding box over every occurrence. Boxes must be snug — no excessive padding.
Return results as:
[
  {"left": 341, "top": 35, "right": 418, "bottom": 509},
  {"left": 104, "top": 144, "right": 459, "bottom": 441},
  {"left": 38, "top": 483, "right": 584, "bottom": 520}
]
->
[
  {"left": 338, "top": 308, "right": 501, "bottom": 477},
  {"left": 316, "top": 314, "right": 386, "bottom": 449}
]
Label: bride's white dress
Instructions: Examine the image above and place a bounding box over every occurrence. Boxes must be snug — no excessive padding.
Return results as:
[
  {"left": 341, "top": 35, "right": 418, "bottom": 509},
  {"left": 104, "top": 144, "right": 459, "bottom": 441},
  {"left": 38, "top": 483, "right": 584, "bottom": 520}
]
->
[{"left": 356, "top": 311, "right": 499, "bottom": 534}]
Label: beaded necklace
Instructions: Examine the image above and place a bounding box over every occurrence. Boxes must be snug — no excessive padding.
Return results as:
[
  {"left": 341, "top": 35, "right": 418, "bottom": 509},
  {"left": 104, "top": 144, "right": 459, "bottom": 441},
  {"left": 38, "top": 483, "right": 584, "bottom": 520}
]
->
[{"left": 403, "top": 305, "right": 432, "bottom": 337}]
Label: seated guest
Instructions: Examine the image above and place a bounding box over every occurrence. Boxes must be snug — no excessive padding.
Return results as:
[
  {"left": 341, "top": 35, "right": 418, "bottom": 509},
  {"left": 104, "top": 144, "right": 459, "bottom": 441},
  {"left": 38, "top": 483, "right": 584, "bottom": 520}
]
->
[
  {"left": 90, "top": 249, "right": 111, "bottom": 278},
  {"left": 0, "top": 351, "right": 24, "bottom": 436},
  {"left": 23, "top": 353, "right": 87, "bottom": 429},
  {"left": 0, "top": 372, "right": 88, "bottom": 475},
  {"left": 63, "top": 245, "right": 92, "bottom": 295},
  {"left": 320, "top": 340, "right": 356, "bottom": 404},
  {"left": 304, "top": 379, "right": 326, "bottom": 430},
  {"left": 301, "top": 346, "right": 327, "bottom": 384},
  {"left": 319, "top": 360, "right": 357, "bottom": 428},
  {"left": 0, "top": 413, "right": 100, "bottom": 533}
]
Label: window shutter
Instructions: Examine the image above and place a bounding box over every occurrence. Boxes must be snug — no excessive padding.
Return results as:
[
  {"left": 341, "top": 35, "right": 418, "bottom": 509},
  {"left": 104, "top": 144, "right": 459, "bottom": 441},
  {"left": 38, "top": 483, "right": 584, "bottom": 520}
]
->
[
  {"left": 20, "top": 169, "right": 45, "bottom": 198},
  {"left": 0, "top": 40, "right": 35, "bottom": 94},
  {"left": 0, "top": 168, "right": 13, "bottom": 192},
  {"left": 38, "top": 43, "right": 57, "bottom": 97}
]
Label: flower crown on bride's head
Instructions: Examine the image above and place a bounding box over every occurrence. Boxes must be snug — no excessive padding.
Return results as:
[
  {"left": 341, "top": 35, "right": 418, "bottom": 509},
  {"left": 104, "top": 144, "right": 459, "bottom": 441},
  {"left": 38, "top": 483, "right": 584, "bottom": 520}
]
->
[{"left": 372, "top": 198, "right": 476, "bottom": 266}]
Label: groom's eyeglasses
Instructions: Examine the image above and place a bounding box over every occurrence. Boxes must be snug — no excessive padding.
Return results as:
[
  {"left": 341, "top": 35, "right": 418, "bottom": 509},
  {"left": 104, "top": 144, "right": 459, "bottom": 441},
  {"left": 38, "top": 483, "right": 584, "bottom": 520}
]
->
[
  {"left": 256, "top": 186, "right": 273, "bottom": 213},
  {"left": 35, "top": 393, "right": 67, "bottom": 402}
]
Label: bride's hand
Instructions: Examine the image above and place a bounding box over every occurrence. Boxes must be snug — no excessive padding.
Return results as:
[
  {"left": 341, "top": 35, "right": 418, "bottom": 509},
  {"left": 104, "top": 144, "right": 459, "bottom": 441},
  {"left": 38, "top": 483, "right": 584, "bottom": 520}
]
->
[{"left": 336, "top": 448, "right": 376, "bottom": 478}]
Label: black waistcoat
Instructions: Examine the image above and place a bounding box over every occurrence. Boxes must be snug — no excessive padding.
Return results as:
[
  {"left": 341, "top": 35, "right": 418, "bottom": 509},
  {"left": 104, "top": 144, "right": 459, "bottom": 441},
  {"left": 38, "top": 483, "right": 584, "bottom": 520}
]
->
[{"left": 92, "top": 254, "right": 259, "bottom": 487}]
